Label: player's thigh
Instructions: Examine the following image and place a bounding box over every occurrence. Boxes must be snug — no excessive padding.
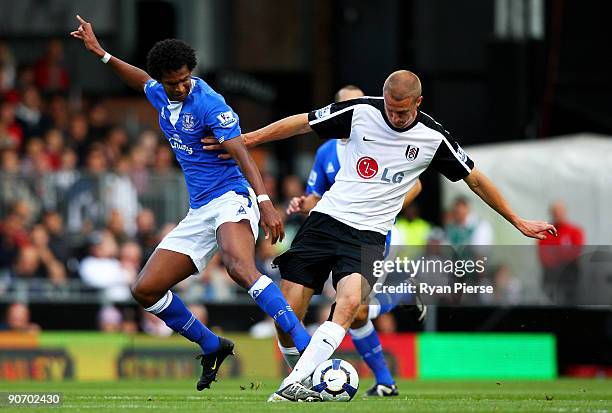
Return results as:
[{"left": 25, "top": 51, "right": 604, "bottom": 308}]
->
[
  {"left": 216, "top": 220, "right": 259, "bottom": 288},
  {"left": 279, "top": 278, "right": 315, "bottom": 321},
  {"left": 214, "top": 190, "right": 260, "bottom": 288},
  {"left": 132, "top": 248, "right": 197, "bottom": 306}
]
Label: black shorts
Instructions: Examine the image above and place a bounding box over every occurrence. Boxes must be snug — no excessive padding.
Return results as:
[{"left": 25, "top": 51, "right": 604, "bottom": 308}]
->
[{"left": 273, "top": 211, "right": 386, "bottom": 295}]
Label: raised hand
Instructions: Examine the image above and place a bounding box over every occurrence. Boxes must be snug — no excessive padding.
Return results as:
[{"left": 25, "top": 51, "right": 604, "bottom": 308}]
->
[{"left": 70, "top": 15, "right": 105, "bottom": 57}]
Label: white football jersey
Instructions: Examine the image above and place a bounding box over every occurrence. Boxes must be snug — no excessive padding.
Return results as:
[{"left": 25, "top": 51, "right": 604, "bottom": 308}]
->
[{"left": 308, "top": 97, "right": 474, "bottom": 235}]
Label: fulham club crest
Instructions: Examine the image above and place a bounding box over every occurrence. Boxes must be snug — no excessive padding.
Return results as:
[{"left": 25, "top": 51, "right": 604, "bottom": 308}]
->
[{"left": 405, "top": 145, "right": 420, "bottom": 161}]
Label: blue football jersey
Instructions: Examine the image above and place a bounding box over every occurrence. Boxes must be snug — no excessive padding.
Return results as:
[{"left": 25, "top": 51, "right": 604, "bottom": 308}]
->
[
  {"left": 144, "top": 77, "right": 249, "bottom": 208},
  {"left": 305, "top": 139, "right": 343, "bottom": 196}
]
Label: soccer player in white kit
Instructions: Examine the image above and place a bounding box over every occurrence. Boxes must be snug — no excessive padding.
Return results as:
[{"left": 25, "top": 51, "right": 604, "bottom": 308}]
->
[{"left": 206, "top": 70, "right": 557, "bottom": 402}]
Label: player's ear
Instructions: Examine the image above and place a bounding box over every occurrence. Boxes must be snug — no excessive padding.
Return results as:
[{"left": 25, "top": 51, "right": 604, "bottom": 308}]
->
[{"left": 415, "top": 96, "right": 423, "bottom": 107}]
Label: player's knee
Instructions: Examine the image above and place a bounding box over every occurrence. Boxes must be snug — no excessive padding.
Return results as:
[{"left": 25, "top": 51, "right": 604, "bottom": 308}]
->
[
  {"left": 221, "top": 252, "right": 257, "bottom": 288},
  {"left": 131, "top": 274, "right": 162, "bottom": 306},
  {"left": 130, "top": 281, "right": 146, "bottom": 305}
]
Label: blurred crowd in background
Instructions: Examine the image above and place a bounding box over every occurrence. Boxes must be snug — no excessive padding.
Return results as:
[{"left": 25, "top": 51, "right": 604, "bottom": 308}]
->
[{"left": 0, "top": 40, "right": 586, "bottom": 335}]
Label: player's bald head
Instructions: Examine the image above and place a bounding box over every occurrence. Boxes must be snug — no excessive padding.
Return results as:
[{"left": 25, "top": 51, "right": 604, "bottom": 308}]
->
[
  {"left": 383, "top": 70, "right": 422, "bottom": 101},
  {"left": 334, "top": 85, "right": 364, "bottom": 103}
]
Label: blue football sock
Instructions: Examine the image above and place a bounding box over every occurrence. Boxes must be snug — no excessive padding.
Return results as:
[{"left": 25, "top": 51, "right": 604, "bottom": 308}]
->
[
  {"left": 145, "top": 291, "right": 220, "bottom": 354},
  {"left": 374, "top": 291, "right": 402, "bottom": 315},
  {"left": 248, "top": 275, "right": 311, "bottom": 352},
  {"left": 350, "top": 320, "right": 394, "bottom": 385}
]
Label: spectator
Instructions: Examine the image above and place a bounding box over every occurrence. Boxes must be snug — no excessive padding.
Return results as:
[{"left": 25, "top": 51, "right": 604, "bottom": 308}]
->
[
  {"left": 67, "top": 112, "right": 92, "bottom": 164},
  {"left": 396, "top": 203, "right": 431, "bottom": 247},
  {"left": 0, "top": 204, "right": 31, "bottom": 270},
  {"left": 47, "top": 94, "right": 70, "bottom": 131},
  {"left": 0, "top": 101, "right": 23, "bottom": 150},
  {"left": 445, "top": 196, "right": 493, "bottom": 258},
  {"left": 103, "top": 127, "right": 129, "bottom": 168},
  {"left": 0, "top": 151, "right": 40, "bottom": 217},
  {"left": 34, "top": 40, "right": 70, "bottom": 93},
  {"left": 106, "top": 209, "right": 129, "bottom": 245},
  {"left": 199, "top": 253, "right": 234, "bottom": 301},
  {"left": 79, "top": 230, "right": 133, "bottom": 301},
  {"left": 153, "top": 145, "right": 175, "bottom": 175},
  {"left": 135, "top": 209, "right": 158, "bottom": 264},
  {"left": 492, "top": 264, "right": 522, "bottom": 305},
  {"left": 137, "top": 130, "right": 159, "bottom": 167},
  {"left": 12, "top": 245, "right": 45, "bottom": 279},
  {"left": 88, "top": 102, "right": 111, "bottom": 141},
  {"left": 128, "top": 146, "right": 149, "bottom": 194},
  {"left": 30, "top": 224, "right": 67, "bottom": 285},
  {"left": 373, "top": 313, "right": 397, "bottom": 334},
  {"left": 538, "top": 200, "right": 584, "bottom": 303},
  {"left": 41, "top": 210, "right": 72, "bottom": 270},
  {"left": 66, "top": 146, "right": 107, "bottom": 233},
  {"left": 0, "top": 303, "right": 40, "bottom": 332},
  {"left": 41, "top": 148, "right": 79, "bottom": 212},
  {"left": 21, "top": 137, "right": 50, "bottom": 176},
  {"left": 106, "top": 156, "right": 139, "bottom": 236},
  {"left": 0, "top": 42, "right": 16, "bottom": 93},
  {"left": 15, "top": 86, "right": 50, "bottom": 139},
  {"left": 43, "top": 128, "right": 64, "bottom": 170},
  {"left": 97, "top": 304, "right": 122, "bottom": 333},
  {"left": 119, "top": 241, "right": 142, "bottom": 282}
]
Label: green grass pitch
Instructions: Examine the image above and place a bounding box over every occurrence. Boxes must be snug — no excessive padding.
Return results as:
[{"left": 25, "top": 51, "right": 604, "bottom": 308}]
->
[{"left": 2, "top": 379, "right": 611, "bottom": 412}]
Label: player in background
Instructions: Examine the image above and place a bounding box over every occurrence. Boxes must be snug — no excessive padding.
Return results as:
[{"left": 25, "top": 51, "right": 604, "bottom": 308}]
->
[
  {"left": 206, "top": 70, "right": 557, "bottom": 402},
  {"left": 70, "top": 15, "right": 312, "bottom": 391},
  {"left": 285, "top": 85, "right": 422, "bottom": 397}
]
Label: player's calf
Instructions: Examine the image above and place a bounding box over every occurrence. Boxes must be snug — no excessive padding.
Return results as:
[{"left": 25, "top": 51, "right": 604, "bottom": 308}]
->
[{"left": 217, "top": 222, "right": 311, "bottom": 352}]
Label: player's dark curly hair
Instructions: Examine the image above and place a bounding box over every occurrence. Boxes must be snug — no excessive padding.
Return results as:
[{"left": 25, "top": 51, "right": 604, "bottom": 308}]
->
[{"left": 146, "top": 39, "right": 197, "bottom": 80}]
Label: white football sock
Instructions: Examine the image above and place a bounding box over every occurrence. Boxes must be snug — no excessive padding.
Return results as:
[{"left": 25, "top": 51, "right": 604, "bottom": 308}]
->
[
  {"left": 278, "top": 341, "right": 300, "bottom": 369},
  {"left": 368, "top": 297, "right": 382, "bottom": 320},
  {"left": 280, "top": 321, "right": 346, "bottom": 388}
]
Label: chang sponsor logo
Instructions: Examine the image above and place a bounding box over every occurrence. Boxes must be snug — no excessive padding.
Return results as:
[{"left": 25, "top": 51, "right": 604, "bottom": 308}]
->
[{"left": 169, "top": 134, "right": 193, "bottom": 155}]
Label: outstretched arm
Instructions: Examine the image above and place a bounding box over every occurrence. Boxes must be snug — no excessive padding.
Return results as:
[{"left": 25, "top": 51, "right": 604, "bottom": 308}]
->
[
  {"left": 70, "top": 15, "right": 150, "bottom": 91},
  {"left": 463, "top": 168, "right": 557, "bottom": 240},
  {"left": 244, "top": 114, "right": 312, "bottom": 146},
  {"left": 202, "top": 114, "right": 312, "bottom": 156}
]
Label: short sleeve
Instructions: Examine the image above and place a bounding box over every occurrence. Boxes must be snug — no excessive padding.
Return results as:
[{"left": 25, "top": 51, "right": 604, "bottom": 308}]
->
[
  {"left": 307, "top": 99, "right": 363, "bottom": 140},
  {"left": 202, "top": 93, "right": 241, "bottom": 143},
  {"left": 305, "top": 153, "right": 329, "bottom": 196},
  {"left": 430, "top": 137, "right": 475, "bottom": 182},
  {"left": 143, "top": 79, "right": 163, "bottom": 112}
]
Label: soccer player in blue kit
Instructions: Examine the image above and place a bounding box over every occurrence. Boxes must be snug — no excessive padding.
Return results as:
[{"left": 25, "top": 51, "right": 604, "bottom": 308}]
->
[{"left": 71, "top": 15, "right": 311, "bottom": 391}]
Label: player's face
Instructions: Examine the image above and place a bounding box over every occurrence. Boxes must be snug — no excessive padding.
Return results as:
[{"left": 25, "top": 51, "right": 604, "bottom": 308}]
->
[
  {"left": 160, "top": 65, "right": 193, "bottom": 102},
  {"left": 383, "top": 92, "right": 422, "bottom": 129}
]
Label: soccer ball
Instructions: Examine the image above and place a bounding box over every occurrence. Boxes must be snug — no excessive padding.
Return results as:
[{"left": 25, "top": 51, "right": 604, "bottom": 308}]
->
[{"left": 311, "top": 358, "right": 359, "bottom": 401}]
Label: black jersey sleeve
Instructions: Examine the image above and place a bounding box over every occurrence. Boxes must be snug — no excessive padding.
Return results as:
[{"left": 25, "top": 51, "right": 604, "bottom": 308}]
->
[
  {"left": 418, "top": 112, "right": 474, "bottom": 181},
  {"left": 430, "top": 136, "right": 474, "bottom": 181},
  {"left": 307, "top": 99, "right": 364, "bottom": 140}
]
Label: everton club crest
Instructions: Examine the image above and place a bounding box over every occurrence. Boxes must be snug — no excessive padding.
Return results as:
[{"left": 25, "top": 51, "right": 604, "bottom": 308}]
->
[{"left": 182, "top": 113, "right": 195, "bottom": 132}]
